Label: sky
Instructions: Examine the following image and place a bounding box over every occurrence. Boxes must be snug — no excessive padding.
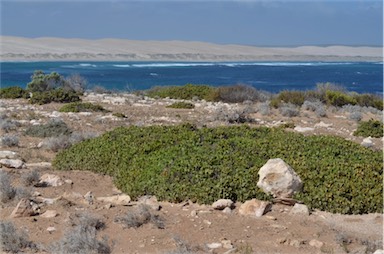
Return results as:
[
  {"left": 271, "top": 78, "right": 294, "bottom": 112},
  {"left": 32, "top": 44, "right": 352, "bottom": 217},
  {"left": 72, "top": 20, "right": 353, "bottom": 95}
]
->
[{"left": 0, "top": 0, "right": 383, "bottom": 46}]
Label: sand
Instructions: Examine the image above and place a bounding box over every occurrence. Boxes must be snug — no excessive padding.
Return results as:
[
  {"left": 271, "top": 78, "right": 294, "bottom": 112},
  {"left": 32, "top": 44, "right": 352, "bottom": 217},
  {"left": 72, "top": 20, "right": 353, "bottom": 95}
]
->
[{"left": 1, "top": 36, "right": 382, "bottom": 62}]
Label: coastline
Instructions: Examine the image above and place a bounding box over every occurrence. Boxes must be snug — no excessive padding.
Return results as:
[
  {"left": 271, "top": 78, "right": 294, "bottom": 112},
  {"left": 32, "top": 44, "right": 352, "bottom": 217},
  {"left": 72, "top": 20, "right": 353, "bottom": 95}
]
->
[{"left": 1, "top": 36, "right": 382, "bottom": 62}]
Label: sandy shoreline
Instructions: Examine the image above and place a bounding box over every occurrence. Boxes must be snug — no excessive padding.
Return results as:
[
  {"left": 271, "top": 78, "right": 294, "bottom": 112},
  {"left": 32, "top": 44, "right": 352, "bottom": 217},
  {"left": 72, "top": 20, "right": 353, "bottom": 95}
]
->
[{"left": 1, "top": 36, "right": 383, "bottom": 62}]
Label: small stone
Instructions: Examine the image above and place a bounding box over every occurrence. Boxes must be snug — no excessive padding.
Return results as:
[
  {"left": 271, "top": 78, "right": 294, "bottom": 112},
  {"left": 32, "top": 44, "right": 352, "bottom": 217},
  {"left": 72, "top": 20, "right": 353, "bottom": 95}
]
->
[
  {"left": 309, "top": 239, "right": 324, "bottom": 248},
  {"left": 97, "top": 194, "right": 131, "bottom": 206},
  {"left": 294, "top": 126, "right": 315, "bottom": 133},
  {"left": 206, "top": 243, "right": 222, "bottom": 249},
  {"left": 221, "top": 239, "right": 233, "bottom": 249},
  {"left": 239, "top": 199, "right": 271, "bottom": 217},
  {"left": 289, "top": 239, "right": 302, "bottom": 247},
  {"left": 64, "top": 179, "right": 73, "bottom": 185},
  {"left": 361, "top": 137, "right": 373, "bottom": 148},
  {"left": 0, "top": 151, "right": 19, "bottom": 159},
  {"left": 265, "top": 215, "right": 277, "bottom": 220},
  {"left": 10, "top": 198, "right": 39, "bottom": 218},
  {"left": 212, "top": 199, "right": 234, "bottom": 210},
  {"left": 373, "top": 250, "right": 384, "bottom": 254},
  {"left": 190, "top": 210, "right": 198, "bottom": 217},
  {"left": 38, "top": 174, "right": 64, "bottom": 187},
  {"left": 47, "top": 227, "right": 56, "bottom": 233},
  {"left": 290, "top": 203, "right": 310, "bottom": 216},
  {"left": 203, "top": 219, "right": 212, "bottom": 225},
  {"left": 40, "top": 210, "right": 58, "bottom": 218},
  {"left": 222, "top": 207, "right": 232, "bottom": 214},
  {"left": 0, "top": 159, "right": 24, "bottom": 169},
  {"left": 84, "top": 191, "right": 94, "bottom": 205},
  {"left": 137, "top": 195, "right": 160, "bottom": 210}
]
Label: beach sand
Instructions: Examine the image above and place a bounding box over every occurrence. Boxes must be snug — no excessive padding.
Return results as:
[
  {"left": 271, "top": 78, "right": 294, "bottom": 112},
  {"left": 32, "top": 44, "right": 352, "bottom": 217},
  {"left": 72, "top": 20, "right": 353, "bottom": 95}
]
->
[{"left": 1, "top": 36, "right": 382, "bottom": 61}]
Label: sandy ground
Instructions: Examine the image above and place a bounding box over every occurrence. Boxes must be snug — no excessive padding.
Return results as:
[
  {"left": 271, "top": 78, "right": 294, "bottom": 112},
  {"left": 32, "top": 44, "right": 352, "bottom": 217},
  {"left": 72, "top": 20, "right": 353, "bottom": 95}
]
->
[
  {"left": 0, "top": 94, "right": 383, "bottom": 254},
  {"left": 1, "top": 36, "right": 382, "bottom": 61}
]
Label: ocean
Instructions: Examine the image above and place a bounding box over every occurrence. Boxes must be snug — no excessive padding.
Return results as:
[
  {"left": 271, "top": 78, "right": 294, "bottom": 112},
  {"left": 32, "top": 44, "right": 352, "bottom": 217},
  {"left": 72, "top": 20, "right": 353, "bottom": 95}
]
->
[{"left": 1, "top": 61, "right": 383, "bottom": 94}]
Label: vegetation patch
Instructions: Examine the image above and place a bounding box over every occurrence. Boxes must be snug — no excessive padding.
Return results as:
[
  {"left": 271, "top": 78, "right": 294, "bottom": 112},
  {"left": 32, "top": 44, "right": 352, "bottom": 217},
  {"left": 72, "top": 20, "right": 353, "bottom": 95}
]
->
[
  {"left": 53, "top": 124, "right": 382, "bottom": 214},
  {"left": 25, "top": 119, "right": 72, "bottom": 138},
  {"left": 166, "top": 102, "right": 195, "bottom": 109},
  {"left": 146, "top": 84, "right": 216, "bottom": 101},
  {"left": 0, "top": 86, "right": 27, "bottom": 99},
  {"left": 59, "top": 102, "right": 109, "bottom": 113},
  {"left": 29, "top": 88, "right": 81, "bottom": 105},
  {"left": 353, "top": 120, "right": 383, "bottom": 138}
]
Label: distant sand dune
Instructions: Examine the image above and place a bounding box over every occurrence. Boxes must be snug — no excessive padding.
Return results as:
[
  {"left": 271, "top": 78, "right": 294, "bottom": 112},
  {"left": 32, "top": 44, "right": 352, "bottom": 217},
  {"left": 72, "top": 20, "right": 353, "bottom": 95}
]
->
[{"left": 0, "top": 36, "right": 382, "bottom": 61}]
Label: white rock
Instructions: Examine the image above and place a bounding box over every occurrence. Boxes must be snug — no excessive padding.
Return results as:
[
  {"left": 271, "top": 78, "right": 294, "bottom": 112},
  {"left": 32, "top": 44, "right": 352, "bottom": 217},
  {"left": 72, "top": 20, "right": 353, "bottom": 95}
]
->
[
  {"left": 97, "top": 194, "right": 131, "bottom": 205},
  {"left": 221, "top": 239, "right": 233, "bottom": 249},
  {"left": 294, "top": 126, "right": 315, "bottom": 133},
  {"left": 0, "top": 150, "right": 18, "bottom": 159},
  {"left": 361, "top": 137, "right": 373, "bottom": 148},
  {"left": 290, "top": 203, "right": 310, "bottom": 216},
  {"left": 38, "top": 174, "right": 64, "bottom": 187},
  {"left": 0, "top": 159, "right": 24, "bottom": 169},
  {"left": 222, "top": 207, "right": 232, "bottom": 214},
  {"left": 238, "top": 199, "right": 271, "bottom": 217},
  {"left": 40, "top": 210, "right": 58, "bottom": 218},
  {"left": 206, "top": 243, "right": 222, "bottom": 249},
  {"left": 257, "top": 158, "right": 303, "bottom": 198},
  {"left": 138, "top": 195, "right": 160, "bottom": 210},
  {"left": 10, "top": 198, "right": 39, "bottom": 218},
  {"left": 373, "top": 250, "right": 384, "bottom": 254},
  {"left": 84, "top": 191, "right": 94, "bottom": 205},
  {"left": 47, "top": 227, "right": 56, "bottom": 233},
  {"left": 309, "top": 239, "right": 324, "bottom": 248},
  {"left": 212, "top": 199, "right": 234, "bottom": 210},
  {"left": 315, "top": 121, "right": 333, "bottom": 128}
]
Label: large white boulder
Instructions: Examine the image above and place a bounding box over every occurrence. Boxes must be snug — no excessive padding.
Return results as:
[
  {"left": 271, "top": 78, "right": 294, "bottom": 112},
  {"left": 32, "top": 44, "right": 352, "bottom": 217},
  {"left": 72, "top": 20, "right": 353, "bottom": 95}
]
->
[{"left": 257, "top": 158, "right": 302, "bottom": 198}]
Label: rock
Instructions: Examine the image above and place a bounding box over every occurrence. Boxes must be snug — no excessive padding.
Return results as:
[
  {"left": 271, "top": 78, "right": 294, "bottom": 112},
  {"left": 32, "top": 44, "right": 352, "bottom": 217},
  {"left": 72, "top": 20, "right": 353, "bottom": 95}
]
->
[
  {"left": 40, "top": 210, "right": 58, "bottom": 218},
  {"left": 221, "top": 239, "right": 233, "bottom": 249},
  {"left": 0, "top": 150, "right": 19, "bottom": 159},
  {"left": 222, "top": 207, "right": 232, "bottom": 214},
  {"left": 289, "top": 239, "right": 302, "bottom": 247},
  {"left": 33, "top": 197, "right": 60, "bottom": 205},
  {"left": 138, "top": 195, "right": 160, "bottom": 210},
  {"left": 294, "top": 126, "right": 315, "bottom": 132},
  {"left": 290, "top": 203, "right": 310, "bottom": 216},
  {"left": 84, "top": 191, "right": 94, "bottom": 205},
  {"left": 238, "top": 199, "right": 271, "bottom": 217},
  {"left": 212, "top": 199, "right": 234, "bottom": 210},
  {"left": 25, "top": 162, "right": 52, "bottom": 169},
  {"left": 97, "top": 194, "right": 131, "bottom": 206},
  {"left": 257, "top": 158, "right": 303, "bottom": 198},
  {"left": 373, "top": 250, "right": 384, "bottom": 254},
  {"left": 315, "top": 121, "right": 333, "bottom": 128},
  {"left": 309, "top": 239, "right": 324, "bottom": 248},
  {"left": 190, "top": 210, "right": 198, "bottom": 217},
  {"left": 37, "top": 174, "right": 64, "bottom": 187},
  {"left": 0, "top": 159, "right": 24, "bottom": 169},
  {"left": 62, "top": 191, "right": 88, "bottom": 205},
  {"left": 361, "top": 137, "right": 373, "bottom": 148},
  {"left": 10, "top": 198, "right": 39, "bottom": 218},
  {"left": 206, "top": 243, "right": 222, "bottom": 249},
  {"left": 47, "top": 227, "right": 56, "bottom": 233}
]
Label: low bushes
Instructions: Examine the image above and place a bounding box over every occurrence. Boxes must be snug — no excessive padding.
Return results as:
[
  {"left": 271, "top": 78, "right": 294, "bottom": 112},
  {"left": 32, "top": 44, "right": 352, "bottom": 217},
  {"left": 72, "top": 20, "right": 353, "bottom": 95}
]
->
[
  {"left": 0, "top": 221, "right": 36, "bottom": 253},
  {"left": 53, "top": 124, "right": 382, "bottom": 214},
  {"left": 0, "top": 86, "right": 27, "bottom": 99},
  {"left": 146, "top": 84, "right": 215, "bottom": 101},
  {"left": 211, "top": 84, "right": 269, "bottom": 103},
  {"left": 166, "top": 102, "right": 195, "bottom": 109},
  {"left": 29, "top": 88, "right": 81, "bottom": 105},
  {"left": 25, "top": 119, "right": 72, "bottom": 138},
  {"left": 353, "top": 120, "right": 383, "bottom": 138},
  {"left": 270, "top": 90, "right": 306, "bottom": 108},
  {"left": 59, "top": 102, "right": 108, "bottom": 113}
]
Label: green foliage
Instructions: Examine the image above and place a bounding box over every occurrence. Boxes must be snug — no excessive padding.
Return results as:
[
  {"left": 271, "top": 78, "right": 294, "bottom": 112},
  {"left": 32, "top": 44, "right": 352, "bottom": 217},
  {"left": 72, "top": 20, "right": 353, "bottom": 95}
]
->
[
  {"left": 53, "top": 124, "right": 382, "bottom": 214},
  {"left": 27, "top": 70, "right": 65, "bottom": 92},
  {"left": 166, "top": 102, "right": 195, "bottom": 109},
  {"left": 352, "top": 93, "right": 383, "bottom": 110},
  {"left": 353, "top": 119, "right": 383, "bottom": 138},
  {"left": 0, "top": 86, "right": 27, "bottom": 99},
  {"left": 59, "top": 102, "right": 109, "bottom": 113},
  {"left": 146, "top": 84, "right": 216, "bottom": 101},
  {"left": 112, "top": 112, "right": 127, "bottom": 118},
  {"left": 325, "top": 90, "right": 357, "bottom": 107},
  {"left": 270, "top": 90, "right": 306, "bottom": 108},
  {"left": 25, "top": 119, "right": 72, "bottom": 138},
  {"left": 29, "top": 88, "right": 81, "bottom": 105}
]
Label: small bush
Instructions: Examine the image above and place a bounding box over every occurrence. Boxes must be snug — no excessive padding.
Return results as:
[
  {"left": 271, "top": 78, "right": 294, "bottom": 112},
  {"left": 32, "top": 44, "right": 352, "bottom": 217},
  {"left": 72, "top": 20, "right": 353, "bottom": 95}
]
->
[
  {"left": 41, "top": 132, "right": 98, "bottom": 152},
  {"left": 146, "top": 84, "right": 215, "bottom": 101},
  {"left": 21, "top": 170, "right": 40, "bottom": 187},
  {"left": 112, "top": 112, "right": 127, "bottom": 118},
  {"left": 353, "top": 93, "right": 383, "bottom": 111},
  {"left": 276, "top": 90, "right": 306, "bottom": 106},
  {"left": 353, "top": 119, "right": 383, "bottom": 138},
  {"left": 0, "top": 86, "right": 27, "bottom": 99},
  {"left": 25, "top": 119, "right": 72, "bottom": 138},
  {"left": 0, "top": 221, "right": 35, "bottom": 253},
  {"left": 279, "top": 103, "right": 300, "bottom": 117},
  {"left": 92, "top": 85, "right": 111, "bottom": 94},
  {"left": 1, "top": 135, "right": 19, "bottom": 147},
  {"left": 59, "top": 102, "right": 108, "bottom": 113},
  {"left": 212, "top": 84, "right": 268, "bottom": 103},
  {"left": 348, "top": 112, "right": 362, "bottom": 122},
  {"left": 302, "top": 100, "right": 327, "bottom": 117},
  {"left": 166, "top": 102, "right": 195, "bottom": 109},
  {"left": 0, "top": 171, "right": 16, "bottom": 203},
  {"left": 50, "top": 213, "right": 111, "bottom": 254},
  {"left": 325, "top": 90, "right": 357, "bottom": 107},
  {"left": 0, "top": 119, "right": 20, "bottom": 133},
  {"left": 258, "top": 102, "right": 270, "bottom": 116},
  {"left": 29, "top": 88, "right": 81, "bottom": 105},
  {"left": 114, "top": 204, "right": 164, "bottom": 229}
]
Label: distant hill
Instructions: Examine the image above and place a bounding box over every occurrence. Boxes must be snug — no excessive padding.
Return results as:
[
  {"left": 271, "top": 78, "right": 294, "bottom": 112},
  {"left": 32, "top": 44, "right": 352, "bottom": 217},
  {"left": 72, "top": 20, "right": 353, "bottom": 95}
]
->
[{"left": 1, "top": 36, "right": 382, "bottom": 61}]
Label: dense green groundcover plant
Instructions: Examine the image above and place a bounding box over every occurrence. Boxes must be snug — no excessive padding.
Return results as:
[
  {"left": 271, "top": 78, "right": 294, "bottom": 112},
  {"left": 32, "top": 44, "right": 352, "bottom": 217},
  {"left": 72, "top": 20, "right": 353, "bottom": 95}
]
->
[
  {"left": 353, "top": 119, "right": 384, "bottom": 138},
  {"left": 53, "top": 124, "right": 382, "bottom": 214},
  {"left": 0, "top": 86, "right": 27, "bottom": 99},
  {"left": 59, "top": 102, "right": 109, "bottom": 113},
  {"left": 166, "top": 102, "right": 195, "bottom": 109}
]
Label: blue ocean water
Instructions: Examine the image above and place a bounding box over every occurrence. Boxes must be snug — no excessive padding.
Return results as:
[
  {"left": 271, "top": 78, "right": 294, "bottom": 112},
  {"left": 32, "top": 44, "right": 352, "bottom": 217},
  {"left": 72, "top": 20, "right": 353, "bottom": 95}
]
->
[{"left": 0, "top": 61, "right": 383, "bottom": 94}]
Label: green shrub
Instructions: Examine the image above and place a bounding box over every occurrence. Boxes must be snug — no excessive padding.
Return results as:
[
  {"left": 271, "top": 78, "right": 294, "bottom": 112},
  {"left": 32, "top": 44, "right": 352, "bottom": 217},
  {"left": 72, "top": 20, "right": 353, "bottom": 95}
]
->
[
  {"left": 325, "top": 90, "right": 357, "bottom": 107},
  {"left": 146, "top": 84, "right": 216, "bottom": 101},
  {"left": 211, "top": 84, "right": 267, "bottom": 103},
  {"left": 166, "top": 102, "right": 195, "bottom": 109},
  {"left": 27, "top": 70, "right": 65, "bottom": 92},
  {"left": 25, "top": 119, "right": 72, "bottom": 138},
  {"left": 353, "top": 93, "right": 383, "bottom": 110},
  {"left": 53, "top": 124, "right": 382, "bottom": 214},
  {"left": 0, "top": 86, "right": 27, "bottom": 99},
  {"left": 59, "top": 102, "right": 108, "bottom": 113},
  {"left": 353, "top": 120, "right": 383, "bottom": 138},
  {"left": 112, "top": 112, "right": 127, "bottom": 118},
  {"left": 29, "top": 88, "right": 81, "bottom": 105},
  {"left": 277, "top": 90, "right": 306, "bottom": 106}
]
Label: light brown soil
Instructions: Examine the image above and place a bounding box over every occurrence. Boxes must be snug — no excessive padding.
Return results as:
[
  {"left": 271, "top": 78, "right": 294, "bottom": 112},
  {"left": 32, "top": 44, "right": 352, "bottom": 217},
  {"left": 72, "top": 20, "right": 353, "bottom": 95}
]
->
[{"left": 0, "top": 94, "right": 382, "bottom": 254}]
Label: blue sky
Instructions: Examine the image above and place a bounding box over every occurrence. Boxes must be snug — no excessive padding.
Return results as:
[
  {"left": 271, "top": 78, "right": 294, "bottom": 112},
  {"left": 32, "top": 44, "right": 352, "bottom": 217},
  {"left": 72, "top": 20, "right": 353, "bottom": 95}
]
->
[{"left": 1, "top": 0, "right": 382, "bottom": 46}]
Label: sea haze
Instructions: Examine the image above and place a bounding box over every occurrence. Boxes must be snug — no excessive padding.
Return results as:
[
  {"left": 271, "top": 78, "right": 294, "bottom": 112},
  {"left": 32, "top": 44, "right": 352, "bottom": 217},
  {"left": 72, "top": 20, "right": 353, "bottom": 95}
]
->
[{"left": 1, "top": 61, "right": 383, "bottom": 94}]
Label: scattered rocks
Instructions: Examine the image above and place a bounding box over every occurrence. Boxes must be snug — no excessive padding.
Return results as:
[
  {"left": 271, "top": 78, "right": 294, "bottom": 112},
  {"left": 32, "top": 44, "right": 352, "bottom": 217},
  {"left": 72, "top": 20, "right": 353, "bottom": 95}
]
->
[
  {"left": 238, "top": 199, "right": 271, "bottom": 217},
  {"left": 0, "top": 150, "right": 19, "bottom": 159},
  {"left": 97, "top": 194, "right": 131, "bottom": 206},
  {"left": 37, "top": 173, "right": 64, "bottom": 187},
  {"left": 294, "top": 126, "right": 315, "bottom": 133},
  {"left": 290, "top": 203, "right": 310, "bottom": 216},
  {"left": 257, "top": 158, "right": 302, "bottom": 198},
  {"left": 40, "top": 210, "right": 58, "bottom": 218},
  {"left": 10, "top": 198, "right": 40, "bottom": 218},
  {"left": 361, "top": 137, "right": 374, "bottom": 148},
  {"left": 138, "top": 195, "right": 160, "bottom": 210},
  {"left": 206, "top": 242, "right": 222, "bottom": 249},
  {"left": 309, "top": 239, "right": 324, "bottom": 248},
  {"left": 0, "top": 158, "right": 24, "bottom": 169},
  {"left": 212, "top": 199, "right": 234, "bottom": 210}
]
